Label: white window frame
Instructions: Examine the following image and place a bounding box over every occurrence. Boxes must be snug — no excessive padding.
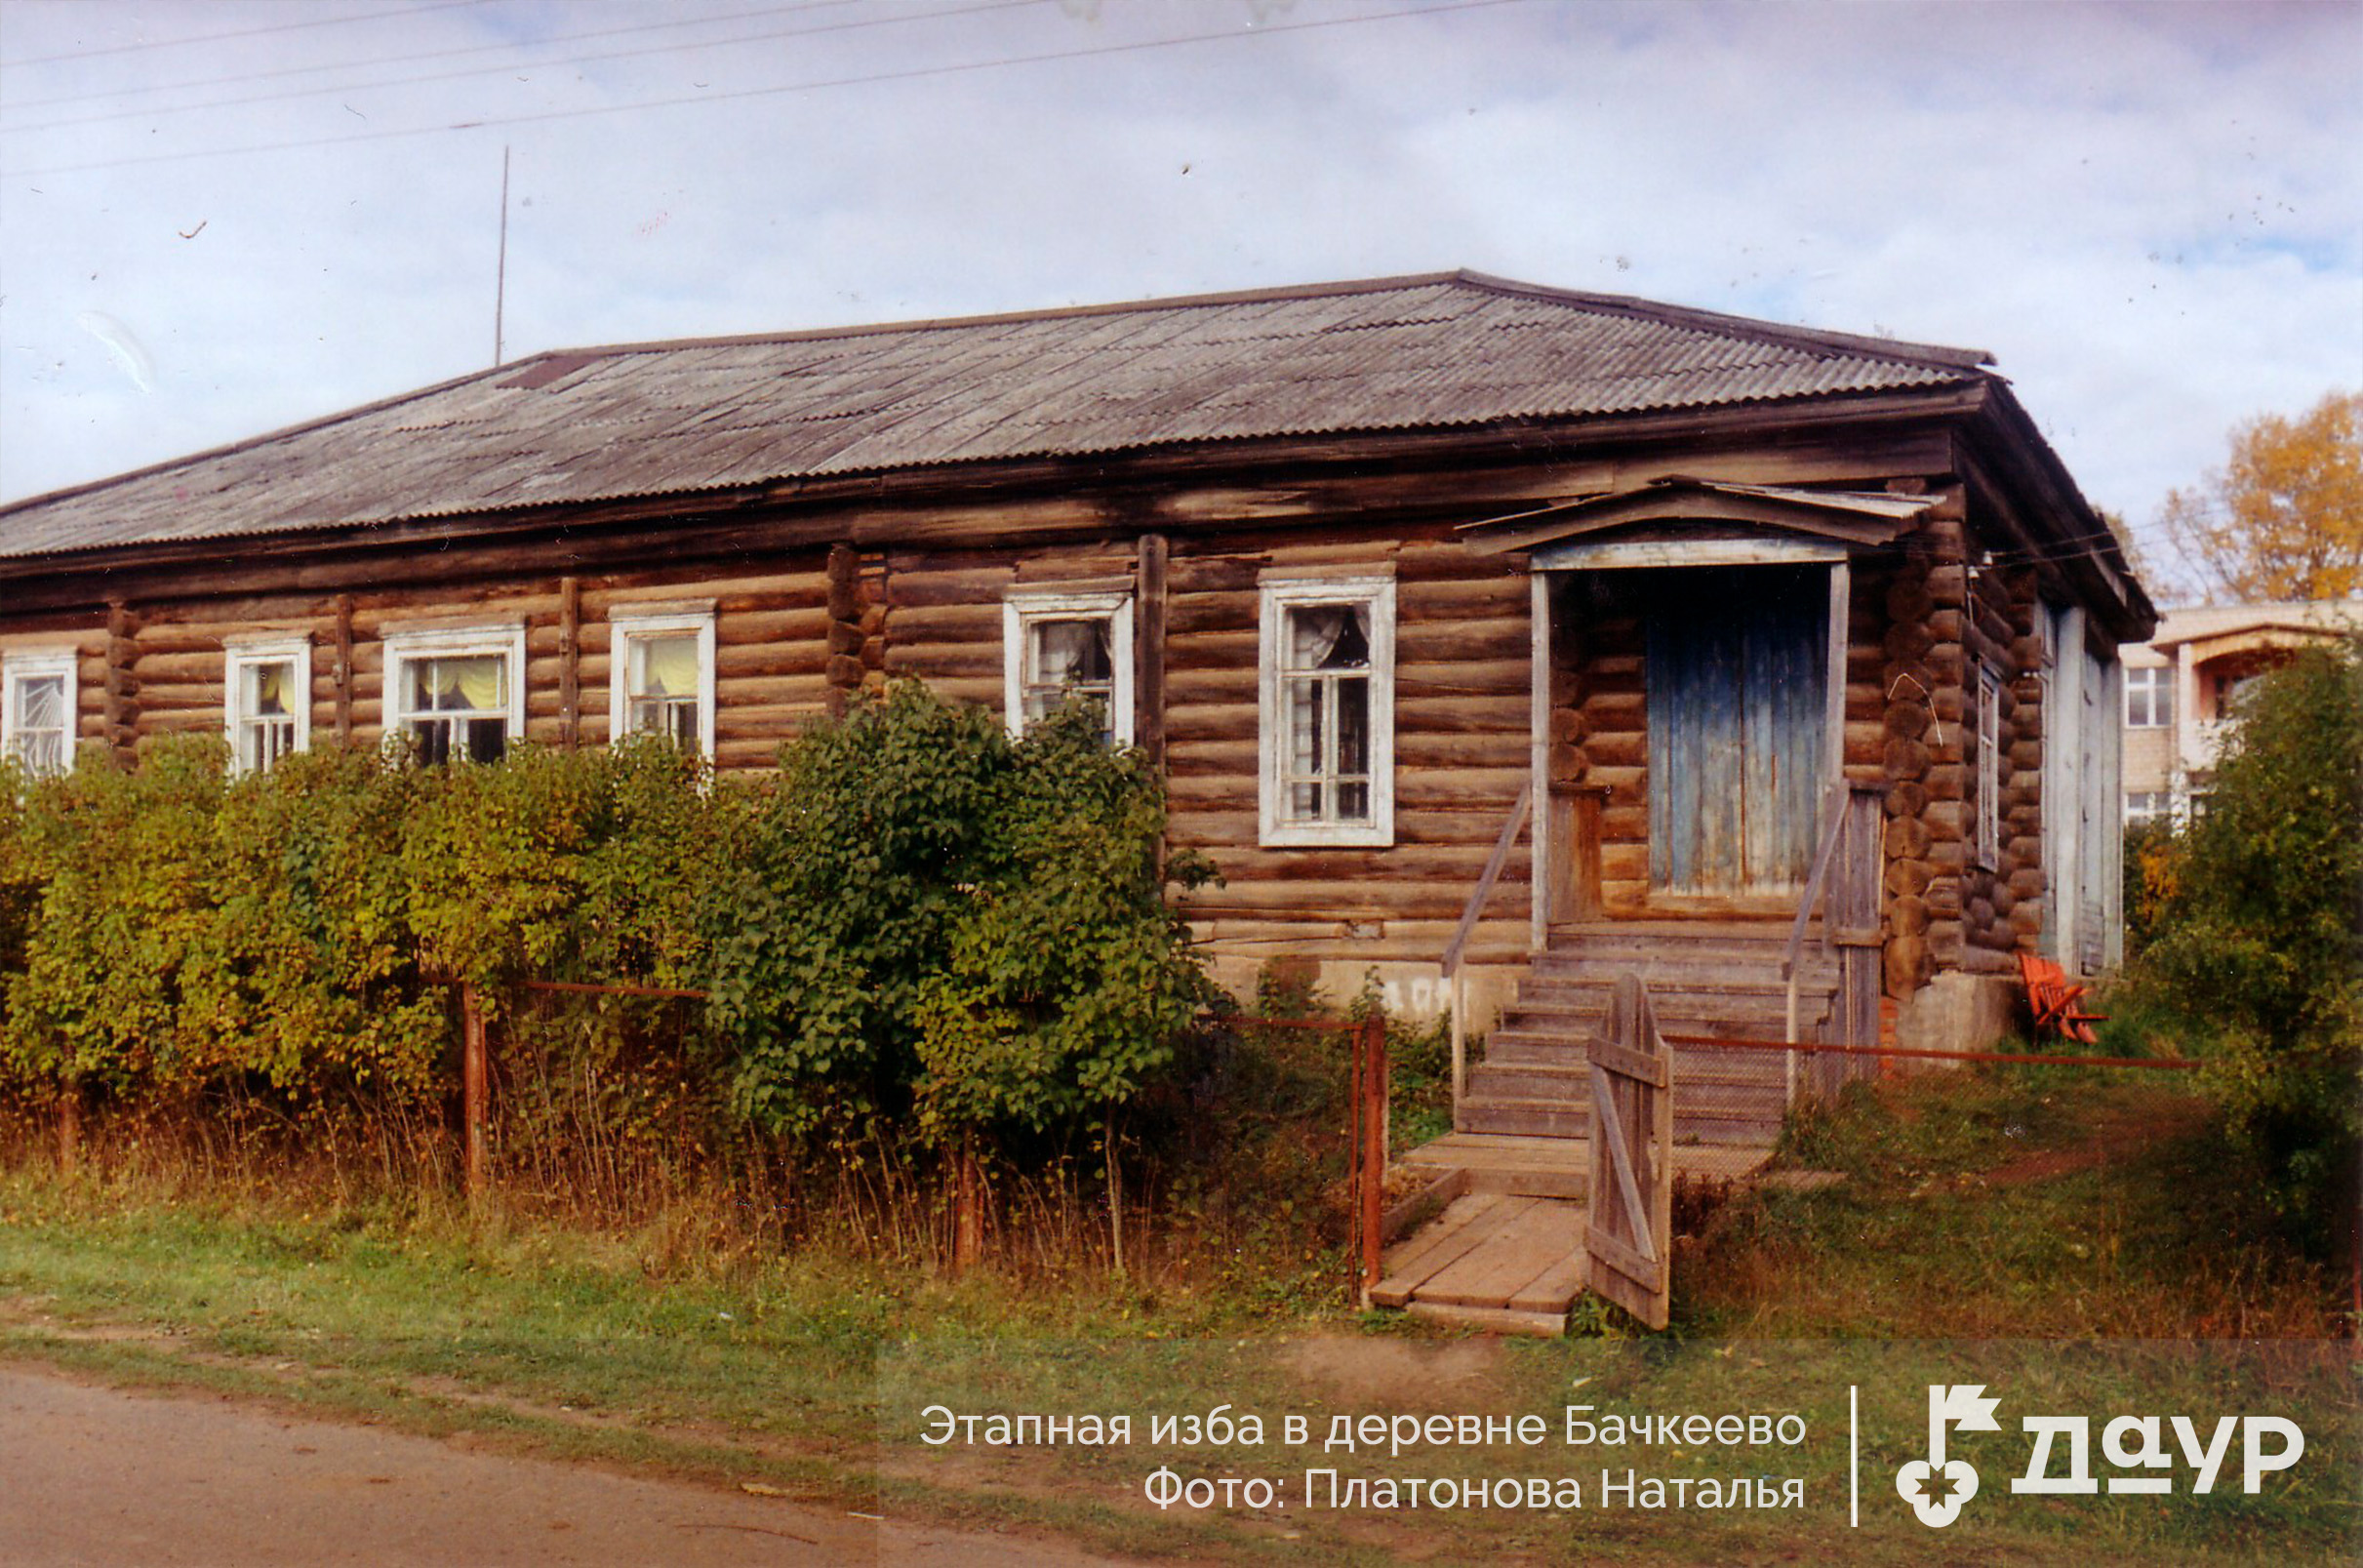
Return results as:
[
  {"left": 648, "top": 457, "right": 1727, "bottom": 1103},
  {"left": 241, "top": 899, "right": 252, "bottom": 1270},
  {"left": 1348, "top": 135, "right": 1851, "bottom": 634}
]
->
[
  {"left": 1002, "top": 588, "right": 1135, "bottom": 746},
  {"left": 1976, "top": 662, "right": 2003, "bottom": 871},
  {"left": 222, "top": 635, "right": 312, "bottom": 774},
  {"left": 2123, "top": 789, "right": 2170, "bottom": 827},
  {"left": 2, "top": 649, "right": 79, "bottom": 778},
  {"left": 607, "top": 608, "right": 717, "bottom": 758},
  {"left": 2123, "top": 664, "right": 2172, "bottom": 728},
  {"left": 382, "top": 622, "right": 527, "bottom": 764},
  {"left": 1258, "top": 575, "right": 1396, "bottom": 849}
]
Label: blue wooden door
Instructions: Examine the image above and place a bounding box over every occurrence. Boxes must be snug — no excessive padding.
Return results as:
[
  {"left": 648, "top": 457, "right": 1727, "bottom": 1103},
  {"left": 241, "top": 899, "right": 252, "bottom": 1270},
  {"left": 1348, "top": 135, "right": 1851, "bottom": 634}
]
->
[{"left": 1646, "top": 566, "right": 1827, "bottom": 895}]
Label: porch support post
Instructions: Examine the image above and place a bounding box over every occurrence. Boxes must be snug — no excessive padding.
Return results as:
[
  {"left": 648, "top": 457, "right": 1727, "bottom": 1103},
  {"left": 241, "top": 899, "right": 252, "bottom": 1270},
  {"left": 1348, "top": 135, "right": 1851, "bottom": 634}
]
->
[
  {"left": 1824, "top": 557, "right": 1850, "bottom": 792},
  {"left": 1530, "top": 570, "right": 1552, "bottom": 951}
]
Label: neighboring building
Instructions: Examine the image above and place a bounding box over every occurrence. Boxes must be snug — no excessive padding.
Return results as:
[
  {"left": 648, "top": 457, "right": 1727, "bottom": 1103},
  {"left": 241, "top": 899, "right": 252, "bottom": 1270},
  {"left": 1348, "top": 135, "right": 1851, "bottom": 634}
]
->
[
  {"left": 2120, "top": 600, "right": 2358, "bottom": 824},
  {"left": 0, "top": 272, "right": 2153, "bottom": 1133}
]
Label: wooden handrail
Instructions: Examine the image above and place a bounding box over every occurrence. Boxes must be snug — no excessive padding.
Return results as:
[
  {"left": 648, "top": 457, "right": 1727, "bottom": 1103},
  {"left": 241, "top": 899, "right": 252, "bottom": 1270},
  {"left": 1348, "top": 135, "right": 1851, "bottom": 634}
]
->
[
  {"left": 1442, "top": 780, "right": 1532, "bottom": 1126},
  {"left": 1782, "top": 782, "right": 1852, "bottom": 984},
  {"left": 1442, "top": 780, "right": 1533, "bottom": 980}
]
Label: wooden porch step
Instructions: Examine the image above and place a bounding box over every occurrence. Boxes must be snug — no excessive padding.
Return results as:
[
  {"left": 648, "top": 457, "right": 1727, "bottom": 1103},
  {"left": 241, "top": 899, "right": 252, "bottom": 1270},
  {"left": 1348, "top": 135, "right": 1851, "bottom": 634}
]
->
[{"left": 1371, "top": 1193, "right": 1587, "bottom": 1318}]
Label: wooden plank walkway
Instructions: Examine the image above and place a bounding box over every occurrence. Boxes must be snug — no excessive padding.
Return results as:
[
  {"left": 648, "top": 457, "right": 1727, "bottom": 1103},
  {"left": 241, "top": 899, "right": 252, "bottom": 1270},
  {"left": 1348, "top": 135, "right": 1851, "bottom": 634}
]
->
[
  {"left": 1376, "top": 1135, "right": 1778, "bottom": 1335},
  {"left": 1369, "top": 1193, "right": 1586, "bottom": 1334}
]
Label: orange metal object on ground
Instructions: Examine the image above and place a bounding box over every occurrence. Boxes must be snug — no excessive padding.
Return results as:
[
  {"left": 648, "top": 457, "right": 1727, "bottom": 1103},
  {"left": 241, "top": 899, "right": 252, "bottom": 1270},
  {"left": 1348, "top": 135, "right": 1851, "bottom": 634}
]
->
[{"left": 2017, "top": 950, "right": 2107, "bottom": 1045}]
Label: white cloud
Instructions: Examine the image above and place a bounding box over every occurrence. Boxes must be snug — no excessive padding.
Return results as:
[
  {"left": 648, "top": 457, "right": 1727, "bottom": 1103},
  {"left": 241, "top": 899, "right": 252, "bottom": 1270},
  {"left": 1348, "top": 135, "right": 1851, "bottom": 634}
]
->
[{"left": 3, "top": 0, "right": 2356, "bottom": 603}]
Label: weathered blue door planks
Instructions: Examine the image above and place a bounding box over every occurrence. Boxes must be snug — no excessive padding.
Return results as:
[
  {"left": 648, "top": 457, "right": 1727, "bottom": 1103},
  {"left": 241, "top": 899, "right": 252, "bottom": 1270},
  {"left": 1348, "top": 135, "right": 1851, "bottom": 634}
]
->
[{"left": 1647, "top": 567, "right": 1827, "bottom": 895}]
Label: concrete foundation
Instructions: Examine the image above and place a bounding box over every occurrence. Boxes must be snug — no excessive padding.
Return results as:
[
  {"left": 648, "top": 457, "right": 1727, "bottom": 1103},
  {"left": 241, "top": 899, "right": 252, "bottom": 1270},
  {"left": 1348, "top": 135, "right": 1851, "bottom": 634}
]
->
[
  {"left": 1200, "top": 954, "right": 1518, "bottom": 1033},
  {"left": 1892, "top": 970, "right": 2022, "bottom": 1058}
]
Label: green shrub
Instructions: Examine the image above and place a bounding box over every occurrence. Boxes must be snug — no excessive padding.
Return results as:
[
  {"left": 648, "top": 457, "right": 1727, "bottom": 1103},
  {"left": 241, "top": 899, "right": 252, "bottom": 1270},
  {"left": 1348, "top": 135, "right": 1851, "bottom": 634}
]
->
[
  {"left": 2131, "top": 642, "right": 2363, "bottom": 1246},
  {"left": 708, "top": 684, "right": 1214, "bottom": 1149},
  {"left": 182, "top": 744, "right": 440, "bottom": 1106},
  {"left": 3, "top": 740, "right": 224, "bottom": 1098}
]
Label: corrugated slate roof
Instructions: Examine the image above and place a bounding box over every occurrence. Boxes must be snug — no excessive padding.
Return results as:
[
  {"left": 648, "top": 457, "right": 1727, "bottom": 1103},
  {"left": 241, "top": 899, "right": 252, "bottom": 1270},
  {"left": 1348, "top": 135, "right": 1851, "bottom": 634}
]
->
[{"left": 0, "top": 271, "right": 1992, "bottom": 559}]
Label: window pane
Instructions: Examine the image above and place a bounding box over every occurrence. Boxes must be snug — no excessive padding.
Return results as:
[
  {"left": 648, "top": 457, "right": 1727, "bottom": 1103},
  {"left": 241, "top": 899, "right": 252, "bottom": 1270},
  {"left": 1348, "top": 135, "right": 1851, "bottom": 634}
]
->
[
  {"left": 243, "top": 660, "right": 294, "bottom": 717},
  {"left": 1285, "top": 604, "right": 1370, "bottom": 672},
  {"left": 630, "top": 634, "right": 700, "bottom": 700},
  {"left": 1287, "top": 678, "right": 1322, "bottom": 776},
  {"left": 18, "top": 673, "right": 63, "bottom": 733},
  {"left": 411, "top": 717, "right": 449, "bottom": 767},
  {"left": 1335, "top": 676, "right": 1369, "bottom": 778},
  {"left": 1032, "top": 619, "right": 1111, "bottom": 685},
  {"left": 412, "top": 656, "right": 503, "bottom": 714},
  {"left": 465, "top": 716, "right": 506, "bottom": 764}
]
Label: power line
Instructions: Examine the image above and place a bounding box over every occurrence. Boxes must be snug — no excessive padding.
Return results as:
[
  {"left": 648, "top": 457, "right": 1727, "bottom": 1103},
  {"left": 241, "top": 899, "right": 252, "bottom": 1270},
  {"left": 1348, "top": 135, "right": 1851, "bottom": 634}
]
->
[
  {"left": 4, "top": 0, "right": 1041, "bottom": 137},
  {"left": 0, "top": 1, "right": 861, "bottom": 115},
  {"left": 2, "top": 0, "right": 1531, "bottom": 180},
  {"left": 0, "top": 0, "right": 499, "bottom": 70}
]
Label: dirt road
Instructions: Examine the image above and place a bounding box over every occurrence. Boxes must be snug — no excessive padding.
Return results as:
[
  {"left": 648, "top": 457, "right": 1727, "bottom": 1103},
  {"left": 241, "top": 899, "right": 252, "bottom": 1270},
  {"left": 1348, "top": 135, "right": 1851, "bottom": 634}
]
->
[{"left": 0, "top": 1365, "right": 1128, "bottom": 1566}]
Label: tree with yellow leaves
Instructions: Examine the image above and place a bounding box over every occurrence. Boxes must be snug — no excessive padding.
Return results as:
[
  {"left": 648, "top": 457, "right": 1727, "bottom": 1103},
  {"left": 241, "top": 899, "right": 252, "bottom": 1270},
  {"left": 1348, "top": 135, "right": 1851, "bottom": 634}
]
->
[{"left": 2160, "top": 390, "right": 2361, "bottom": 600}]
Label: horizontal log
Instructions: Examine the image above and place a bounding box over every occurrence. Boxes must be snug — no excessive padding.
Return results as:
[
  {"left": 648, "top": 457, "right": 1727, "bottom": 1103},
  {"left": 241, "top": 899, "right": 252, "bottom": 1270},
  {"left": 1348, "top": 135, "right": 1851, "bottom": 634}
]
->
[
  {"left": 719, "top": 674, "right": 832, "bottom": 709},
  {"left": 129, "top": 649, "right": 226, "bottom": 683},
  {"left": 715, "top": 644, "right": 829, "bottom": 681},
  {"left": 715, "top": 701, "right": 831, "bottom": 737},
  {"left": 1397, "top": 577, "right": 1531, "bottom": 617},
  {"left": 1176, "top": 881, "right": 1471, "bottom": 919},
  {"left": 1187, "top": 844, "right": 1530, "bottom": 882},
  {"left": 883, "top": 646, "right": 1001, "bottom": 680},
  {"left": 1165, "top": 805, "right": 1538, "bottom": 849},
  {"left": 1395, "top": 660, "right": 1532, "bottom": 697},
  {"left": 884, "top": 602, "right": 1003, "bottom": 640},
  {"left": 1397, "top": 766, "right": 1534, "bottom": 807},
  {"left": 712, "top": 607, "right": 832, "bottom": 646},
  {"left": 1395, "top": 623, "right": 1532, "bottom": 664},
  {"left": 589, "top": 570, "right": 827, "bottom": 611},
  {"left": 124, "top": 680, "right": 222, "bottom": 710},
  {"left": 885, "top": 565, "right": 1017, "bottom": 609}
]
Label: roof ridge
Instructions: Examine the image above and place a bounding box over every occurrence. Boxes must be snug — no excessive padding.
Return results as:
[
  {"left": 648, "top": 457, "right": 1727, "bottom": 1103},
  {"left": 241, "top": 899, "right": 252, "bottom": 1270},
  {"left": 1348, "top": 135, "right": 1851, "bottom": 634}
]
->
[
  {"left": 524, "top": 269, "right": 1992, "bottom": 373},
  {"left": 1445, "top": 271, "right": 1994, "bottom": 371}
]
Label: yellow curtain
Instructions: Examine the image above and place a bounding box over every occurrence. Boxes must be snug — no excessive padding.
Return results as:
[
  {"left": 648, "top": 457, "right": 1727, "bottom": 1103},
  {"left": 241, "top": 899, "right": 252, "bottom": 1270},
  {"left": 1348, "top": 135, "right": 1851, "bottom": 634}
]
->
[
  {"left": 412, "top": 656, "right": 501, "bottom": 712},
  {"left": 251, "top": 661, "right": 286, "bottom": 716},
  {"left": 453, "top": 657, "right": 502, "bottom": 711},
  {"left": 635, "top": 634, "right": 699, "bottom": 698}
]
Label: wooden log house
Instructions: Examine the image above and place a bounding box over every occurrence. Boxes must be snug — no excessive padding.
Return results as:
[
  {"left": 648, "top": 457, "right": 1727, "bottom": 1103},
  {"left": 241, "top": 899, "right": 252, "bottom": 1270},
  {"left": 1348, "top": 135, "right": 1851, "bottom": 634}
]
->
[{"left": 0, "top": 273, "right": 2154, "bottom": 1139}]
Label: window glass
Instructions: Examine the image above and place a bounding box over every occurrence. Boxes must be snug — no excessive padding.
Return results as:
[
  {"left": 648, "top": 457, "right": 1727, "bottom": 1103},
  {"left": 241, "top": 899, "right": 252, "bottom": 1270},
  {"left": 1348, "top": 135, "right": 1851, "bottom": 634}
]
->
[
  {"left": 1279, "top": 601, "right": 1375, "bottom": 827},
  {"left": 9, "top": 672, "right": 68, "bottom": 775},
  {"left": 1023, "top": 617, "right": 1115, "bottom": 734},
  {"left": 2123, "top": 666, "right": 2173, "bottom": 728},
  {"left": 625, "top": 632, "right": 702, "bottom": 752},
  {"left": 404, "top": 654, "right": 507, "bottom": 764},
  {"left": 236, "top": 659, "right": 300, "bottom": 772}
]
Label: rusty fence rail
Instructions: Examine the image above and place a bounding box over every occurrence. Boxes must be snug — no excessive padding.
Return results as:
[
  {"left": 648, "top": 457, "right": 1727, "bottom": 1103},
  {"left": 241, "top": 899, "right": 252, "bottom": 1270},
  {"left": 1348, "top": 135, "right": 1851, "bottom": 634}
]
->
[{"left": 1191, "top": 1011, "right": 1389, "bottom": 1307}]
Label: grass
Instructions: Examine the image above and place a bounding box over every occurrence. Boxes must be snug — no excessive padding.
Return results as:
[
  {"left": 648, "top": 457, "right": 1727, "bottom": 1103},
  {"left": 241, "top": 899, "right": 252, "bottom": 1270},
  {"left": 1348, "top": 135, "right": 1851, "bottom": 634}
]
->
[{"left": 0, "top": 1059, "right": 2352, "bottom": 1564}]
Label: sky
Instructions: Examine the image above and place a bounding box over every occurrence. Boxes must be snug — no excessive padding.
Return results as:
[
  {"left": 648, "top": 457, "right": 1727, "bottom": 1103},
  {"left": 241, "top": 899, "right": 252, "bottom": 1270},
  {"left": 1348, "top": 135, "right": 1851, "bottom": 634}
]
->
[{"left": 2, "top": 0, "right": 2358, "bottom": 597}]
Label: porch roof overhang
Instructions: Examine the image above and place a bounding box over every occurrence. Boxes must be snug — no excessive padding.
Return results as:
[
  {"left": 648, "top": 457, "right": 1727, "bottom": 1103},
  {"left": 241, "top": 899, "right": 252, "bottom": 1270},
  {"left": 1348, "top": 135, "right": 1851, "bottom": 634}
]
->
[{"left": 1456, "top": 477, "right": 1937, "bottom": 562}]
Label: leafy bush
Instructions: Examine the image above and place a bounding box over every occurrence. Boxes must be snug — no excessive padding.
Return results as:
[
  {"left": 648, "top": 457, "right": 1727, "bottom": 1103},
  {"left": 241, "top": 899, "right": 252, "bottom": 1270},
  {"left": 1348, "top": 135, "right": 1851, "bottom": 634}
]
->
[
  {"left": 0, "top": 687, "right": 1214, "bottom": 1188},
  {"left": 708, "top": 684, "right": 1214, "bottom": 1149},
  {"left": 2130, "top": 642, "right": 2363, "bottom": 1246},
  {"left": 3, "top": 742, "right": 225, "bottom": 1098}
]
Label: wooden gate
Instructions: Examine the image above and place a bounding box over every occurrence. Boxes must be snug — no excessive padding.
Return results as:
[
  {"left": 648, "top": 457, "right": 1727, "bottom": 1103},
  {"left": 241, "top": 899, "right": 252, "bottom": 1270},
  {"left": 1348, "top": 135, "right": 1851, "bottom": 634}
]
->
[{"left": 1586, "top": 974, "right": 1674, "bottom": 1330}]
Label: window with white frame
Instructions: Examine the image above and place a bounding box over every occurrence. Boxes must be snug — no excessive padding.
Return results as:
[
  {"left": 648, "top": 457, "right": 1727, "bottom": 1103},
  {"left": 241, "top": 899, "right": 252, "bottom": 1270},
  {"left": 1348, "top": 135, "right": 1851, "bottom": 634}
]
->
[
  {"left": 383, "top": 623, "right": 526, "bottom": 765},
  {"left": 2, "top": 650, "right": 78, "bottom": 778},
  {"left": 2123, "top": 664, "right": 2173, "bottom": 728},
  {"left": 1259, "top": 576, "right": 1395, "bottom": 847},
  {"left": 1002, "top": 588, "right": 1134, "bottom": 745},
  {"left": 223, "top": 637, "right": 311, "bottom": 774},
  {"left": 1976, "top": 663, "right": 2003, "bottom": 869},
  {"left": 2123, "top": 790, "right": 2170, "bottom": 827},
  {"left": 608, "top": 609, "right": 716, "bottom": 757}
]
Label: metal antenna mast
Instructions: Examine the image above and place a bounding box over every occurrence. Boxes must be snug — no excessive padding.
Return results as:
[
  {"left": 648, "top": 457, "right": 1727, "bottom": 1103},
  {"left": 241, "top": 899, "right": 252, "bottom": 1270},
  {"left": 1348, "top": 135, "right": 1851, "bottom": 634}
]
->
[{"left": 493, "top": 144, "right": 511, "bottom": 367}]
